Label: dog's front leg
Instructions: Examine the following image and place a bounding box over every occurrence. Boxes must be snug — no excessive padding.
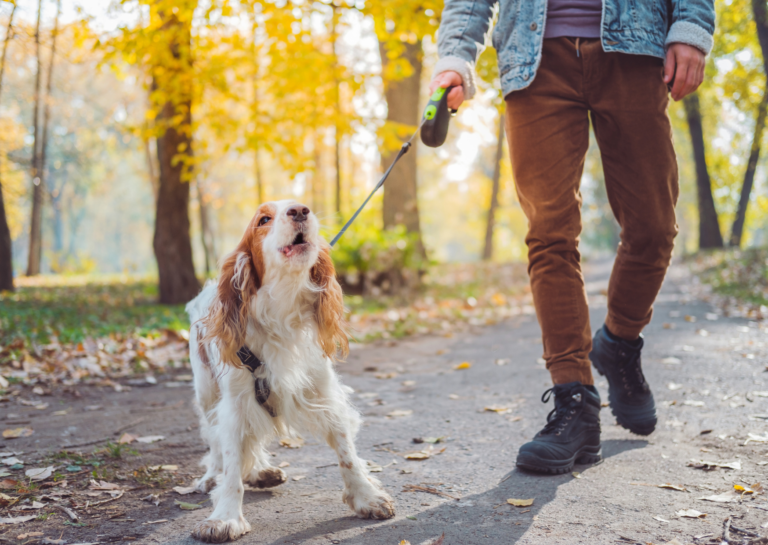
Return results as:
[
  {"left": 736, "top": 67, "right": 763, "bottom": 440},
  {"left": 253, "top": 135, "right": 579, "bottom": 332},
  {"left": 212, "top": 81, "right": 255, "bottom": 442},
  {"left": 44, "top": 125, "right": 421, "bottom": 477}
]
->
[
  {"left": 191, "top": 396, "right": 252, "bottom": 543},
  {"left": 327, "top": 426, "right": 395, "bottom": 520}
]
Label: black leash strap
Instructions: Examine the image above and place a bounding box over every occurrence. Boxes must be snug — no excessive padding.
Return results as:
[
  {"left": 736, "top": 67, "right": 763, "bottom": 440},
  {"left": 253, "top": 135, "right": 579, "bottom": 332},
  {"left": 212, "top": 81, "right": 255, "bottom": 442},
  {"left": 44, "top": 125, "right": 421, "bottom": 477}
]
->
[
  {"left": 237, "top": 345, "right": 277, "bottom": 418},
  {"left": 329, "top": 119, "right": 426, "bottom": 248}
]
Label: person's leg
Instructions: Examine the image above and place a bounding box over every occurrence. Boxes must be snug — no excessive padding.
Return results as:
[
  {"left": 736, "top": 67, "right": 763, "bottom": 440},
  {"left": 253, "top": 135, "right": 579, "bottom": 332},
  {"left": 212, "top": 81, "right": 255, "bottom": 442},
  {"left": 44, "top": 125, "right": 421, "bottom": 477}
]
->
[
  {"left": 582, "top": 40, "right": 679, "bottom": 435},
  {"left": 505, "top": 37, "right": 593, "bottom": 387},
  {"left": 508, "top": 38, "right": 602, "bottom": 474}
]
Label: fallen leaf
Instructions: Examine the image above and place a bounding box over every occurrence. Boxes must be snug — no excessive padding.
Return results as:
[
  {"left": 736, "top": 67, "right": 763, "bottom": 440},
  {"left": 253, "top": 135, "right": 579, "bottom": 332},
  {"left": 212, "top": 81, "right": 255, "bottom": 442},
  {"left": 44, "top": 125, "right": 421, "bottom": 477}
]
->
[
  {"left": 676, "top": 509, "right": 706, "bottom": 518},
  {"left": 136, "top": 435, "right": 164, "bottom": 444},
  {"left": 658, "top": 484, "right": 686, "bottom": 492},
  {"left": 572, "top": 472, "right": 581, "bottom": 479},
  {"left": 662, "top": 357, "right": 682, "bottom": 365},
  {"left": 0, "top": 515, "right": 36, "bottom": 524},
  {"left": 374, "top": 372, "right": 398, "bottom": 380},
  {"left": 705, "top": 313, "right": 718, "bottom": 321},
  {"left": 406, "top": 515, "right": 417, "bottom": 520},
  {"left": 173, "top": 486, "right": 196, "bottom": 495},
  {"left": 662, "top": 323, "right": 675, "bottom": 329},
  {"left": 667, "top": 383, "right": 682, "bottom": 391},
  {"left": 17, "top": 501, "right": 46, "bottom": 510},
  {"left": 292, "top": 476, "right": 306, "bottom": 481},
  {"left": 653, "top": 516, "right": 670, "bottom": 523},
  {"left": 278, "top": 461, "right": 290, "bottom": 468},
  {"left": 118, "top": 433, "right": 137, "bottom": 444},
  {"left": 143, "top": 519, "right": 169, "bottom": 525},
  {"left": 2, "top": 457, "right": 23, "bottom": 466},
  {"left": 405, "top": 451, "right": 431, "bottom": 460},
  {"left": 387, "top": 410, "right": 413, "bottom": 418},
  {"left": 16, "top": 533, "right": 44, "bottom": 539},
  {"left": 2, "top": 428, "right": 33, "bottom": 439},
  {"left": 454, "top": 362, "right": 471, "bottom": 370},
  {"left": 484, "top": 405, "right": 511, "bottom": 414},
  {"left": 683, "top": 400, "right": 705, "bottom": 407},
  {"left": 88, "top": 479, "right": 122, "bottom": 491},
  {"left": 700, "top": 491, "right": 740, "bottom": 503},
  {"left": 148, "top": 465, "right": 178, "bottom": 471},
  {"left": 412, "top": 437, "right": 445, "bottom": 444},
  {"left": 33, "top": 403, "right": 48, "bottom": 410},
  {"left": 428, "top": 534, "right": 446, "bottom": 545},
  {"left": 688, "top": 460, "right": 741, "bottom": 471},
  {"left": 25, "top": 467, "right": 54, "bottom": 482},
  {"left": 684, "top": 315, "right": 697, "bottom": 322},
  {"left": 51, "top": 410, "right": 68, "bottom": 416},
  {"left": 174, "top": 499, "right": 202, "bottom": 510},
  {"left": 401, "top": 380, "right": 416, "bottom": 387},
  {"left": 507, "top": 498, "right": 534, "bottom": 507},
  {"left": 448, "top": 394, "right": 460, "bottom": 400},
  {"left": 494, "top": 358, "right": 510, "bottom": 366},
  {"left": 366, "top": 461, "right": 383, "bottom": 473},
  {"left": 279, "top": 437, "right": 304, "bottom": 449},
  {"left": 745, "top": 433, "right": 768, "bottom": 445},
  {"left": 0, "top": 479, "right": 18, "bottom": 489},
  {"left": 141, "top": 494, "right": 161, "bottom": 505}
]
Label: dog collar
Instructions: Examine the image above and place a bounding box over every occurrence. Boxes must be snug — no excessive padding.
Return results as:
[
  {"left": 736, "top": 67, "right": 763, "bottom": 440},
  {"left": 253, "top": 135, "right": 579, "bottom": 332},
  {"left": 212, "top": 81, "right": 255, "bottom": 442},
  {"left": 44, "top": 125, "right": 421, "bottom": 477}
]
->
[{"left": 237, "top": 345, "right": 277, "bottom": 418}]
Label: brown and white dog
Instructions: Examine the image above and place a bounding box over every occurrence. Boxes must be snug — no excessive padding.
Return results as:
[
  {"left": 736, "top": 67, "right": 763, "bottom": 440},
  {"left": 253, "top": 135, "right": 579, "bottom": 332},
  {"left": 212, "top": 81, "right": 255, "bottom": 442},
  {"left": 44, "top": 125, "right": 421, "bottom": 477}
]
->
[{"left": 186, "top": 200, "right": 395, "bottom": 542}]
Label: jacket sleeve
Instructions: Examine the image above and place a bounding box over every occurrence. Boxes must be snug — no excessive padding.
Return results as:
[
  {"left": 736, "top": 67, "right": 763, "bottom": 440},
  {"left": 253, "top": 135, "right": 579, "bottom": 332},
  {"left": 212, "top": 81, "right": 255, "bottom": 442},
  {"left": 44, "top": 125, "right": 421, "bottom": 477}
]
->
[
  {"left": 433, "top": 0, "right": 498, "bottom": 100},
  {"left": 666, "top": 0, "right": 716, "bottom": 55}
]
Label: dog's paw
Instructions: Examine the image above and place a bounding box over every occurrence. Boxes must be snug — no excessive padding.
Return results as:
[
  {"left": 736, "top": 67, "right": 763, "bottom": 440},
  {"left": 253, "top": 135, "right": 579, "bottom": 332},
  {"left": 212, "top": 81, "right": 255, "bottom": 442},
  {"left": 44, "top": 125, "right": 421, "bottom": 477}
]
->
[
  {"left": 191, "top": 517, "right": 251, "bottom": 543},
  {"left": 343, "top": 484, "right": 395, "bottom": 520},
  {"left": 244, "top": 467, "right": 287, "bottom": 489},
  {"left": 194, "top": 475, "right": 218, "bottom": 494}
]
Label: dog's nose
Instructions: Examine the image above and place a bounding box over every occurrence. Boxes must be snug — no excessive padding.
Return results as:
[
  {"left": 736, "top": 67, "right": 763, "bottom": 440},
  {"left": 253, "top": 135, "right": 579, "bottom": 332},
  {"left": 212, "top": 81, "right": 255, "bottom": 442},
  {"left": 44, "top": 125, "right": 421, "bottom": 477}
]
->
[{"left": 287, "top": 204, "right": 310, "bottom": 222}]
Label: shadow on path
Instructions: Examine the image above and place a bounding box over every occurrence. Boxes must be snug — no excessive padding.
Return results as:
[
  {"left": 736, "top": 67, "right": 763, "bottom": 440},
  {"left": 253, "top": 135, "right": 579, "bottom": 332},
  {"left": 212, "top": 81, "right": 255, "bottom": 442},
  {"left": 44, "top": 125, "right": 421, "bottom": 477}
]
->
[{"left": 266, "top": 439, "right": 648, "bottom": 545}]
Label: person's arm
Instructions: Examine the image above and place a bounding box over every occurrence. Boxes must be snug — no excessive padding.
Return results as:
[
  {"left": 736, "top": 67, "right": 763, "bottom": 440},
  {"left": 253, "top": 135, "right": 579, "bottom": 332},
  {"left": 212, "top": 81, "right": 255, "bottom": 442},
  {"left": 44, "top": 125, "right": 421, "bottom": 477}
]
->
[
  {"left": 663, "top": 0, "right": 715, "bottom": 101},
  {"left": 431, "top": 0, "right": 498, "bottom": 108}
]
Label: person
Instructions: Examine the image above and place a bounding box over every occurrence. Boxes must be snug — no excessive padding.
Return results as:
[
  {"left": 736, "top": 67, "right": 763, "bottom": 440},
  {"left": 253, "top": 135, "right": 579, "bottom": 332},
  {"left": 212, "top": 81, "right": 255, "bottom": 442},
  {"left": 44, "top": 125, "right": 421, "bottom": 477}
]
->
[{"left": 430, "top": 0, "right": 715, "bottom": 474}]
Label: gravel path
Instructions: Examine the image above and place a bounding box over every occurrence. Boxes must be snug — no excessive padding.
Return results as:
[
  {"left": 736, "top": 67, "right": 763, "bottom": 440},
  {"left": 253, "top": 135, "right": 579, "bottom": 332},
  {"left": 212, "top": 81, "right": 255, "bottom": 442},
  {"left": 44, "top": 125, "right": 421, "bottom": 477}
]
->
[{"left": 3, "top": 261, "right": 768, "bottom": 545}]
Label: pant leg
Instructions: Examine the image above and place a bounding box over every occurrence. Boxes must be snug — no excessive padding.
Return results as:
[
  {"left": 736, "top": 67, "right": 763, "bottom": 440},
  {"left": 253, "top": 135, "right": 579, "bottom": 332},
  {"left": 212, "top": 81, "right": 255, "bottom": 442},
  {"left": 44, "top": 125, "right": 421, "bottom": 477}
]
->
[
  {"left": 581, "top": 41, "right": 679, "bottom": 340},
  {"left": 505, "top": 37, "right": 594, "bottom": 386}
]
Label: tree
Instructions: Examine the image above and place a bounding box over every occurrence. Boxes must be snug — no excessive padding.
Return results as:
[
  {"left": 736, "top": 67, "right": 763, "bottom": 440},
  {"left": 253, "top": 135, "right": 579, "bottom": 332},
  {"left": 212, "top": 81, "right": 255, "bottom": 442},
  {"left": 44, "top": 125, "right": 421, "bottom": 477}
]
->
[
  {"left": 150, "top": 1, "right": 200, "bottom": 304},
  {"left": 0, "top": 1, "right": 17, "bottom": 292},
  {"left": 483, "top": 118, "right": 504, "bottom": 260},
  {"left": 683, "top": 92, "right": 724, "bottom": 249},
  {"left": 729, "top": 0, "right": 768, "bottom": 247},
  {"left": 26, "top": 0, "right": 44, "bottom": 276}
]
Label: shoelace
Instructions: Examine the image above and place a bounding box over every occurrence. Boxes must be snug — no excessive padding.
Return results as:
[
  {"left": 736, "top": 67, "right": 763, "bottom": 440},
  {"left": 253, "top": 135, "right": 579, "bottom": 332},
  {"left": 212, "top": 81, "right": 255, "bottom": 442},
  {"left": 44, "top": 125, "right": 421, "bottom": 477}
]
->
[
  {"left": 540, "top": 387, "right": 583, "bottom": 436},
  {"left": 617, "top": 347, "right": 649, "bottom": 397}
]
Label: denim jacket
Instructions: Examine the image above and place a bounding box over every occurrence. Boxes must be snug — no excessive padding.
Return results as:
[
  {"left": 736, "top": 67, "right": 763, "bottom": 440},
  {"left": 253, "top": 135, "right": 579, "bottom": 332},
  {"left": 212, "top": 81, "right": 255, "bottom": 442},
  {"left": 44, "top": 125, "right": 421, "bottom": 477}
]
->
[{"left": 434, "top": 0, "right": 715, "bottom": 98}]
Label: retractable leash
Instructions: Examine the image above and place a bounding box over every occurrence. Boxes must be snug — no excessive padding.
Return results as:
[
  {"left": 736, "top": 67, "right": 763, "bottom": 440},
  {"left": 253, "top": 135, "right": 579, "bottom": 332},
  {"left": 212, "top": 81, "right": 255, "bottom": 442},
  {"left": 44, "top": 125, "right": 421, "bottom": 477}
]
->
[{"left": 329, "top": 85, "right": 458, "bottom": 248}]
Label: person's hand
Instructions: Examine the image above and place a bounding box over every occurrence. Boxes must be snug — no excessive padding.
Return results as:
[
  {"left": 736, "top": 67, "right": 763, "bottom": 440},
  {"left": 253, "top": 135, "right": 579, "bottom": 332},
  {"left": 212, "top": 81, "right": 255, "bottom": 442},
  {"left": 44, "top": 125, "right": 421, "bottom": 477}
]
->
[
  {"left": 664, "top": 43, "right": 706, "bottom": 101},
  {"left": 429, "top": 71, "right": 465, "bottom": 110}
]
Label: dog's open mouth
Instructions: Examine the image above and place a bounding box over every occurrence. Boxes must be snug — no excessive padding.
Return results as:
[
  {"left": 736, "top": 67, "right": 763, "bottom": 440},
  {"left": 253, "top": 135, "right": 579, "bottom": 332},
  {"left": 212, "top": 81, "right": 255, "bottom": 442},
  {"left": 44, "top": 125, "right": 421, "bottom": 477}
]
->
[{"left": 281, "top": 232, "right": 310, "bottom": 257}]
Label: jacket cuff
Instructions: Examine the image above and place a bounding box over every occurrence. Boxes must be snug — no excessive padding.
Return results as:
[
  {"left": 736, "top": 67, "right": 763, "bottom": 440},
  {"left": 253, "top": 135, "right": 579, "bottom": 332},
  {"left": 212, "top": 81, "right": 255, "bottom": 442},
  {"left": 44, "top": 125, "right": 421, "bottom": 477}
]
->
[
  {"left": 433, "top": 55, "right": 477, "bottom": 100},
  {"left": 666, "top": 21, "right": 714, "bottom": 55}
]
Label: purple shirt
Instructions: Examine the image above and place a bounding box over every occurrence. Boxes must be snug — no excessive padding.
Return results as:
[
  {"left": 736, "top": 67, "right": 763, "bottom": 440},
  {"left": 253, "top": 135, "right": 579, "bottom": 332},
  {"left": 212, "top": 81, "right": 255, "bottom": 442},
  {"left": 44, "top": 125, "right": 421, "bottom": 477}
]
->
[{"left": 545, "top": 0, "right": 603, "bottom": 39}]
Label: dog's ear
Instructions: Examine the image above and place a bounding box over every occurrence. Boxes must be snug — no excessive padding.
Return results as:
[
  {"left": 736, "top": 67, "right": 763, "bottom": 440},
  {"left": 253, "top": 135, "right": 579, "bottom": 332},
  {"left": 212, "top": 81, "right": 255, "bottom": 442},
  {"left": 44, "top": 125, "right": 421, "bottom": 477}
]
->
[
  {"left": 202, "top": 243, "right": 260, "bottom": 367},
  {"left": 311, "top": 245, "right": 349, "bottom": 359}
]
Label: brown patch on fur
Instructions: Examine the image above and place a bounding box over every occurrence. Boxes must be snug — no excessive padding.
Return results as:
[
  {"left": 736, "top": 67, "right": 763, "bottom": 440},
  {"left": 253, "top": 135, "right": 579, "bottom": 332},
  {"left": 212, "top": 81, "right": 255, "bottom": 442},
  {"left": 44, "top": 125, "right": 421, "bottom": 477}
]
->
[
  {"left": 201, "top": 203, "right": 275, "bottom": 367},
  {"left": 339, "top": 461, "right": 353, "bottom": 469},
  {"left": 246, "top": 467, "right": 287, "bottom": 489},
  {"left": 311, "top": 246, "right": 349, "bottom": 359}
]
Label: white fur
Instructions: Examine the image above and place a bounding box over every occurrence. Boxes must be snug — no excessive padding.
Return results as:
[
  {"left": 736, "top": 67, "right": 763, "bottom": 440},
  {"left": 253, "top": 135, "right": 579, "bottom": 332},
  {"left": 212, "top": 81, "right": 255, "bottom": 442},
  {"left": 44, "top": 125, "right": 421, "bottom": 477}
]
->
[{"left": 186, "top": 200, "right": 394, "bottom": 543}]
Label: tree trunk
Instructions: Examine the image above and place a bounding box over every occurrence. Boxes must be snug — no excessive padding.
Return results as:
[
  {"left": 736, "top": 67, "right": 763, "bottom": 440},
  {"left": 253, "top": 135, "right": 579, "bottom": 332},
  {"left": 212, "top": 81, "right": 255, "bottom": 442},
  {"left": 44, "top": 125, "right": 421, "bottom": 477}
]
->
[
  {"left": 482, "top": 116, "right": 505, "bottom": 260},
  {"left": 683, "top": 92, "right": 723, "bottom": 250},
  {"left": 196, "top": 178, "right": 215, "bottom": 275},
  {"left": 40, "top": 0, "right": 61, "bottom": 232},
  {"left": 729, "top": 90, "right": 767, "bottom": 247},
  {"left": 378, "top": 39, "right": 425, "bottom": 255},
  {"left": 332, "top": 4, "right": 342, "bottom": 219},
  {"left": 144, "top": 136, "right": 159, "bottom": 203},
  {"left": 0, "top": 3, "right": 17, "bottom": 291},
  {"left": 151, "top": 4, "right": 199, "bottom": 304},
  {"left": 730, "top": 0, "right": 768, "bottom": 248},
  {"left": 26, "top": 0, "right": 44, "bottom": 276}
]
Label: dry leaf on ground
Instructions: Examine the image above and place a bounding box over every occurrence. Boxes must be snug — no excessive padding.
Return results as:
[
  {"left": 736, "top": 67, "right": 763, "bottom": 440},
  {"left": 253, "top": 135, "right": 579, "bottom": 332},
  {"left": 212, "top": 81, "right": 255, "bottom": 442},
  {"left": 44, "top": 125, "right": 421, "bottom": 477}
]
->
[
  {"left": 676, "top": 509, "right": 707, "bottom": 518},
  {"left": 173, "top": 486, "right": 197, "bottom": 495},
  {"left": 174, "top": 499, "right": 203, "bottom": 510},
  {"left": 2, "top": 458, "right": 23, "bottom": 466},
  {"left": 454, "top": 362, "right": 471, "bottom": 370},
  {"left": 387, "top": 409, "right": 413, "bottom": 418},
  {"left": 374, "top": 372, "right": 398, "bottom": 380},
  {"left": 653, "top": 516, "right": 670, "bottom": 523},
  {"left": 484, "top": 405, "right": 511, "bottom": 414},
  {"left": 279, "top": 437, "right": 304, "bottom": 449},
  {"left": 402, "top": 484, "right": 459, "bottom": 501},
  {"left": 658, "top": 484, "right": 686, "bottom": 492},
  {"left": 700, "top": 491, "right": 740, "bottom": 503},
  {"left": 745, "top": 433, "right": 768, "bottom": 445},
  {"left": 507, "top": 498, "right": 534, "bottom": 507},
  {"left": 683, "top": 400, "right": 705, "bottom": 407},
  {"left": 0, "top": 515, "right": 36, "bottom": 524},
  {"left": 662, "top": 357, "right": 682, "bottom": 364},
  {"left": 118, "top": 433, "right": 138, "bottom": 444},
  {"left": 292, "top": 476, "right": 306, "bottom": 481},
  {"left": 25, "top": 467, "right": 54, "bottom": 482},
  {"left": 2, "top": 428, "right": 33, "bottom": 439},
  {"left": 88, "top": 479, "right": 122, "bottom": 491},
  {"left": 278, "top": 461, "right": 290, "bottom": 468},
  {"left": 136, "top": 435, "right": 164, "bottom": 444},
  {"left": 688, "top": 460, "right": 741, "bottom": 471}
]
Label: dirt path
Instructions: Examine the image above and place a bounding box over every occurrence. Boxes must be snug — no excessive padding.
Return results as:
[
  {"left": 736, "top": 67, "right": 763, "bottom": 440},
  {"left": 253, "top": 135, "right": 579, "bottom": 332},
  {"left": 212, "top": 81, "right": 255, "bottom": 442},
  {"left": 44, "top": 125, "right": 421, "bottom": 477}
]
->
[{"left": 3, "top": 262, "right": 768, "bottom": 545}]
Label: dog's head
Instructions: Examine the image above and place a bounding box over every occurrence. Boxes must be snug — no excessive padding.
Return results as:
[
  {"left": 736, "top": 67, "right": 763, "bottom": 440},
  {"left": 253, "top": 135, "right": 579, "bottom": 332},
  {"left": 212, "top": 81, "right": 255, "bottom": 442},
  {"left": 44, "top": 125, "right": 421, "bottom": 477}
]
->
[{"left": 202, "top": 200, "right": 348, "bottom": 365}]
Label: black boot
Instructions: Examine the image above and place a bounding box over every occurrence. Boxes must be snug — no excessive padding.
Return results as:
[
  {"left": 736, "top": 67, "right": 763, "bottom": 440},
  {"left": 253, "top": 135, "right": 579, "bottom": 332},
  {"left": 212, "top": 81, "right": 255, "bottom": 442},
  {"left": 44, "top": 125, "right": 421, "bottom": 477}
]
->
[
  {"left": 590, "top": 325, "right": 656, "bottom": 435},
  {"left": 516, "top": 382, "right": 602, "bottom": 474}
]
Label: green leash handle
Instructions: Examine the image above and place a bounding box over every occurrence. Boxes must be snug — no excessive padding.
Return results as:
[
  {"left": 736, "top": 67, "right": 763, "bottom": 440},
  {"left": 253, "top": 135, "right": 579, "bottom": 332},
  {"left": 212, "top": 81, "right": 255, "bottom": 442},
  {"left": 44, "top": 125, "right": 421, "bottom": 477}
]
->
[{"left": 420, "top": 85, "right": 458, "bottom": 148}]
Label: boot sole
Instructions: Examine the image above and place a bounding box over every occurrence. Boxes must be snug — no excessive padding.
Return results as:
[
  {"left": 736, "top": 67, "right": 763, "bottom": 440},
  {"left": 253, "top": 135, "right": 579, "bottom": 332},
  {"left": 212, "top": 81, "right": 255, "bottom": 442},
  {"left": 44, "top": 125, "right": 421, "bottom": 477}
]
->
[
  {"left": 592, "top": 358, "right": 657, "bottom": 436},
  {"left": 515, "top": 444, "right": 602, "bottom": 475}
]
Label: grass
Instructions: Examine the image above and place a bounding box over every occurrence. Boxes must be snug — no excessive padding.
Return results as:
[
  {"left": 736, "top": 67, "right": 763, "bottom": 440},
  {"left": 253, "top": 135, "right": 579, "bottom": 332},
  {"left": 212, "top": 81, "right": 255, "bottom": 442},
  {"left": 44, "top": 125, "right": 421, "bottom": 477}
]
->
[
  {"left": 689, "top": 247, "right": 768, "bottom": 307},
  {"left": 0, "top": 274, "right": 188, "bottom": 346}
]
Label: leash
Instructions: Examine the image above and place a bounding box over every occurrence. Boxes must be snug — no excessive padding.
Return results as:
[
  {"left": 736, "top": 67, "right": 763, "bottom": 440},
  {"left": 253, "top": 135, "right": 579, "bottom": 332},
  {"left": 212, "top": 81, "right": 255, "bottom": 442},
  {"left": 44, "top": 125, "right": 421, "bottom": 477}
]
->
[{"left": 329, "top": 85, "right": 457, "bottom": 248}]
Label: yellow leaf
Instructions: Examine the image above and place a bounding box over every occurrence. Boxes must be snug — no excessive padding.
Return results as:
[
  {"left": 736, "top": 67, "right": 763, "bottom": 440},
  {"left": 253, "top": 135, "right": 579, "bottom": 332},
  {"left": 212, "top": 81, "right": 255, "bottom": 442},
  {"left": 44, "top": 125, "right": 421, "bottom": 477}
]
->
[
  {"left": 455, "top": 362, "right": 471, "bottom": 370},
  {"left": 507, "top": 498, "right": 534, "bottom": 507}
]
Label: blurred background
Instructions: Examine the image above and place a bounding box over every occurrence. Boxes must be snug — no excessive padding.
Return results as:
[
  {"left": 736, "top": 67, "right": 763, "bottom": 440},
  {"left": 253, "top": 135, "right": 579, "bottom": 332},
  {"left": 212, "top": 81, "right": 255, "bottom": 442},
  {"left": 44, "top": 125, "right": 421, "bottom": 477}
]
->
[{"left": 0, "top": 0, "right": 766, "bottom": 357}]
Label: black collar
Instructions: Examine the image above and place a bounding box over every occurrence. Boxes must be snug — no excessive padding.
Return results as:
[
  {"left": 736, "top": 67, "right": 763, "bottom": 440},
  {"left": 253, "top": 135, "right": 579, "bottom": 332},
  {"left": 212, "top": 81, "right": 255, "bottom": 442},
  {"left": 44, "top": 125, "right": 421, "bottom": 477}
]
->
[
  {"left": 237, "top": 345, "right": 264, "bottom": 373},
  {"left": 237, "top": 345, "right": 276, "bottom": 418}
]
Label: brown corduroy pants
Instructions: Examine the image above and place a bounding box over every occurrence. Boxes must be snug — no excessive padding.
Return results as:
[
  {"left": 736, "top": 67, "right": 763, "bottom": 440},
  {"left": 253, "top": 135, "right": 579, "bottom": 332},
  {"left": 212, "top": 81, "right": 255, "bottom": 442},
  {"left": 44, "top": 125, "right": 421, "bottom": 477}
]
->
[{"left": 505, "top": 37, "right": 679, "bottom": 386}]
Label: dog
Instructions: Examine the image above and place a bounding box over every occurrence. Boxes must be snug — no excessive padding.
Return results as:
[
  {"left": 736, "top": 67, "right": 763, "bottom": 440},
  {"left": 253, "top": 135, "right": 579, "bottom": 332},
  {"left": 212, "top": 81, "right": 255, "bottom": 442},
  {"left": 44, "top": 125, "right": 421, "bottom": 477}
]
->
[{"left": 185, "top": 200, "right": 395, "bottom": 542}]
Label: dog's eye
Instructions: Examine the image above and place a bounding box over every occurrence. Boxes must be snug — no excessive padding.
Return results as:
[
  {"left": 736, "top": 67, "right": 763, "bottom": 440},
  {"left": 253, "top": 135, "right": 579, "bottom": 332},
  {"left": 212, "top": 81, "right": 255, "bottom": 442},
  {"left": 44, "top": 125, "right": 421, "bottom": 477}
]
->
[{"left": 258, "top": 216, "right": 271, "bottom": 226}]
